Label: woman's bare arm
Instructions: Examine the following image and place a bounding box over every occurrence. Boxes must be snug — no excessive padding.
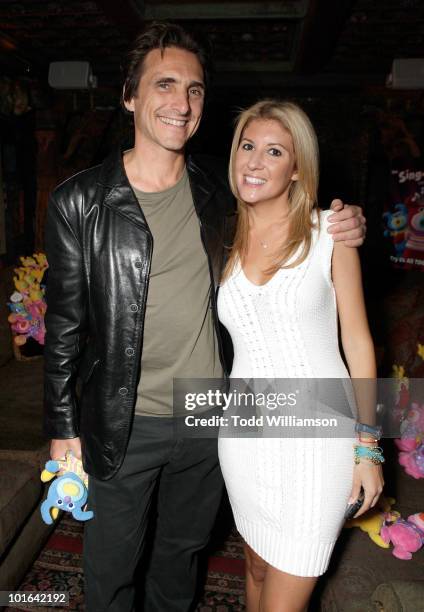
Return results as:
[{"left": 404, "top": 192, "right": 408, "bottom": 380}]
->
[
  {"left": 332, "top": 241, "right": 376, "bottom": 422},
  {"left": 332, "top": 242, "right": 384, "bottom": 517}
]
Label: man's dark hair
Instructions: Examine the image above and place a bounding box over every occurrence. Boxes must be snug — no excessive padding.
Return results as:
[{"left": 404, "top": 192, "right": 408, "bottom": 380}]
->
[{"left": 122, "top": 22, "right": 212, "bottom": 104}]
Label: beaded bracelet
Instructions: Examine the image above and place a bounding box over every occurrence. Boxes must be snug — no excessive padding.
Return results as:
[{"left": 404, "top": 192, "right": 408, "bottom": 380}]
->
[{"left": 353, "top": 444, "right": 385, "bottom": 465}]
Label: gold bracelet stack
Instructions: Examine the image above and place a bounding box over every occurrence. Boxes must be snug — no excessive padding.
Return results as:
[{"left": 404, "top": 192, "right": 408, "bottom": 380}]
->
[{"left": 353, "top": 444, "right": 385, "bottom": 465}]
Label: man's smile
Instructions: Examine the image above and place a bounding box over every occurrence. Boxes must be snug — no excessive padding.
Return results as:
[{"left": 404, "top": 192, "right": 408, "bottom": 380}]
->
[{"left": 158, "top": 116, "right": 189, "bottom": 127}]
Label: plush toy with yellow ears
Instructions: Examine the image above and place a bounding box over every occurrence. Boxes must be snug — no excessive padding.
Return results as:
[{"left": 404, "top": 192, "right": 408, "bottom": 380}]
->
[
  {"left": 40, "top": 451, "right": 93, "bottom": 524},
  {"left": 344, "top": 496, "right": 396, "bottom": 548}
]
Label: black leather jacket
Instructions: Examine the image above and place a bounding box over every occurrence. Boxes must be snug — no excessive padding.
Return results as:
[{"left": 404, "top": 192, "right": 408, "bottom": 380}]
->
[{"left": 44, "top": 149, "right": 235, "bottom": 480}]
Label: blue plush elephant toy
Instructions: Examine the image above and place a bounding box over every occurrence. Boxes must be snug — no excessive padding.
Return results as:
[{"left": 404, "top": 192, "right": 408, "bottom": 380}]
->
[{"left": 40, "top": 452, "right": 94, "bottom": 524}]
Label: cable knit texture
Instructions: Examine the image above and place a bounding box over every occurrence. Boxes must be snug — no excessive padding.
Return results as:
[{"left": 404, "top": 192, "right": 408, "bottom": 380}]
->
[{"left": 218, "top": 210, "right": 356, "bottom": 577}]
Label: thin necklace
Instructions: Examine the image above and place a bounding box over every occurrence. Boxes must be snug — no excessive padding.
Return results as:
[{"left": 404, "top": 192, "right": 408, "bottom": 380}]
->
[{"left": 254, "top": 217, "right": 288, "bottom": 250}]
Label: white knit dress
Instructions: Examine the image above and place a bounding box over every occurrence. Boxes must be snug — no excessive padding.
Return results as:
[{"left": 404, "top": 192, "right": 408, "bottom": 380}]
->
[{"left": 217, "top": 210, "right": 357, "bottom": 577}]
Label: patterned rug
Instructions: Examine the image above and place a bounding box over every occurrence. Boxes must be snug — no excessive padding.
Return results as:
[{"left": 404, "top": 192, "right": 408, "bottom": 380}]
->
[{"left": 7, "top": 516, "right": 246, "bottom": 612}]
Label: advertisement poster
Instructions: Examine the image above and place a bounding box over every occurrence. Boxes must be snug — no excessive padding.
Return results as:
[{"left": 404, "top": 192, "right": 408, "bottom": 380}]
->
[{"left": 383, "top": 164, "right": 424, "bottom": 270}]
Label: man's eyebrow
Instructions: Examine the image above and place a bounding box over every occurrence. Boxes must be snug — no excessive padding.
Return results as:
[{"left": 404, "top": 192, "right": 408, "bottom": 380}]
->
[
  {"left": 154, "top": 76, "right": 177, "bottom": 83},
  {"left": 189, "top": 80, "right": 205, "bottom": 90},
  {"left": 153, "top": 76, "right": 205, "bottom": 89}
]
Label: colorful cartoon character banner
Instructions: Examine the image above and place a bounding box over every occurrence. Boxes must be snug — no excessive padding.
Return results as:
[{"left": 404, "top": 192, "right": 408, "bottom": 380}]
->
[{"left": 383, "top": 165, "right": 424, "bottom": 270}]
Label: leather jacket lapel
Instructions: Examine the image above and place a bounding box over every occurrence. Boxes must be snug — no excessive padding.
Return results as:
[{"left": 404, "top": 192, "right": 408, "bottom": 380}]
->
[
  {"left": 99, "top": 149, "right": 149, "bottom": 231},
  {"left": 187, "top": 155, "right": 217, "bottom": 216}
]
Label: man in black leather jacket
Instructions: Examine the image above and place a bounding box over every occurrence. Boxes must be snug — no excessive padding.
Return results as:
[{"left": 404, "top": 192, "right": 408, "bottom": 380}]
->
[{"left": 44, "top": 22, "right": 366, "bottom": 612}]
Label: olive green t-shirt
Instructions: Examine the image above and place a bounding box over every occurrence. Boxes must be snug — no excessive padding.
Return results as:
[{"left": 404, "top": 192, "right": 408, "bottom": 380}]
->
[{"left": 133, "top": 168, "right": 223, "bottom": 416}]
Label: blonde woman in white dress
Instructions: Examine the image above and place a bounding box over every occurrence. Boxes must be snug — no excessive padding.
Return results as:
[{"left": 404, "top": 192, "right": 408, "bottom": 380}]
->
[{"left": 217, "top": 100, "right": 384, "bottom": 612}]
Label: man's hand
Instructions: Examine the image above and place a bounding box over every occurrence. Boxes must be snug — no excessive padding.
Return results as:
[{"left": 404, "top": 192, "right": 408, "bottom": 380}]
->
[
  {"left": 50, "top": 437, "right": 82, "bottom": 460},
  {"left": 327, "top": 199, "right": 366, "bottom": 247}
]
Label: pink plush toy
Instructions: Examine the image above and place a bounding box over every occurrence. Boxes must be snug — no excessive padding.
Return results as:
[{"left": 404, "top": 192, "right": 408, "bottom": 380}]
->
[
  {"left": 380, "top": 511, "right": 424, "bottom": 559},
  {"left": 399, "top": 403, "right": 424, "bottom": 439},
  {"left": 396, "top": 437, "right": 419, "bottom": 453},
  {"left": 398, "top": 442, "right": 424, "bottom": 479},
  {"left": 395, "top": 403, "right": 424, "bottom": 479},
  {"left": 408, "top": 512, "right": 424, "bottom": 531}
]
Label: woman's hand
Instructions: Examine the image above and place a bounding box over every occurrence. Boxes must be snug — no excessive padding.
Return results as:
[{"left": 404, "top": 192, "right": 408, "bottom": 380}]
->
[{"left": 349, "top": 460, "right": 384, "bottom": 518}]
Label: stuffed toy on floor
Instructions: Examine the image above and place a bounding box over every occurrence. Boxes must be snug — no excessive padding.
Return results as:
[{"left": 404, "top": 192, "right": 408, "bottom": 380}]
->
[
  {"left": 344, "top": 496, "right": 396, "bottom": 547},
  {"left": 380, "top": 511, "right": 424, "bottom": 560}
]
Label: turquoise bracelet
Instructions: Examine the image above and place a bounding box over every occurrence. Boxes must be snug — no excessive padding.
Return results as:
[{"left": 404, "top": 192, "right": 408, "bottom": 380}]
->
[{"left": 353, "top": 444, "right": 385, "bottom": 465}]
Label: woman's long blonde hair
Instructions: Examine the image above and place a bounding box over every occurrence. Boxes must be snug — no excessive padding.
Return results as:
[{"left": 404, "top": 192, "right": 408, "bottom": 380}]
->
[{"left": 223, "top": 99, "right": 320, "bottom": 280}]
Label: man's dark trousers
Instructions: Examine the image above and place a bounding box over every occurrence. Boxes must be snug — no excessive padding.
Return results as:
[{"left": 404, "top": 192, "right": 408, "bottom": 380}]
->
[{"left": 83, "top": 415, "right": 224, "bottom": 612}]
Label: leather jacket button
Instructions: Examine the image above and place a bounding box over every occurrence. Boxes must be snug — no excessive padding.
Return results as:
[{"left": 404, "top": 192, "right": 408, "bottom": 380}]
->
[
  {"left": 134, "top": 260, "right": 142, "bottom": 269},
  {"left": 119, "top": 387, "right": 128, "bottom": 396},
  {"left": 125, "top": 347, "right": 135, "bottom": 356},
  {"left": 129, "top": 303, "right": 139, "bottom": 312}
]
